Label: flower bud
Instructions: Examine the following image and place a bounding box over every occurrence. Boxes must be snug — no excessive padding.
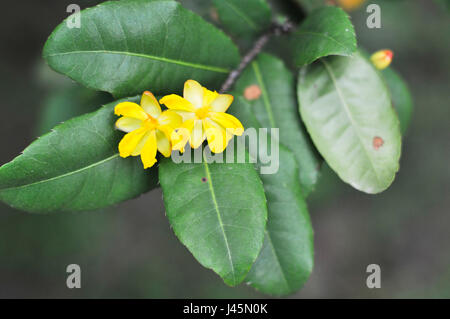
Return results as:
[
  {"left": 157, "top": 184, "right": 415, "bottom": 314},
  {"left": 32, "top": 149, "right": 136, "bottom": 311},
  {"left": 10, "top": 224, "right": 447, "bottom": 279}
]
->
[
  {"left": 337, "top": 0, "right": 366, "bottom": 11},
  {"left": 370, "top": 49, "right": 394, "bottom": 70}
]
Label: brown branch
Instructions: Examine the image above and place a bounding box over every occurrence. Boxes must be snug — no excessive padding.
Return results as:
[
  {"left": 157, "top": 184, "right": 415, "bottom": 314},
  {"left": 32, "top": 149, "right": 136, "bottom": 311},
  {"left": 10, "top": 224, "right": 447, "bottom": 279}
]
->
[{"left": 219, "top": 20, "right": 295, "bottom": 94}]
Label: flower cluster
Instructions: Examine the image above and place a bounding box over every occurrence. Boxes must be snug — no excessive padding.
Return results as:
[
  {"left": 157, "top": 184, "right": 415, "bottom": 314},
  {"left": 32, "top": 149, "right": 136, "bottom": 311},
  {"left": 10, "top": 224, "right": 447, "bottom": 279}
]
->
[{"left": 114, "top": 80, "right": 244, "bottom": 168}]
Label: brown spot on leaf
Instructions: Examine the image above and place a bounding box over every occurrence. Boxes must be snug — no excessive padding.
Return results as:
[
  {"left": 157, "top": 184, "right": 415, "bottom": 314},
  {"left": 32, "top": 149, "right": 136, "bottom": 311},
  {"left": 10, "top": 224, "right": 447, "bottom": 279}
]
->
[
  {"left": 201, "top": 177, "right": 207, "bottom": 183},
  {"left": 373, "top": 136, "right": 384, "bottom": 150},
  {"left": 244, "top": 85, "right": 262, "bottom": 101}
]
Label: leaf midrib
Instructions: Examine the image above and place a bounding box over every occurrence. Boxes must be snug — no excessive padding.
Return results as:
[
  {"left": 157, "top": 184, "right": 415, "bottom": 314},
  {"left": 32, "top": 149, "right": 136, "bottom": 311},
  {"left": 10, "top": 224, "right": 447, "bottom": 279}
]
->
[
  {"left": 320, "top": 59, "right": 381, "bottom": 183},
  {"left": 202, "top": 154, "right": 236, "bottom": 284},
  {"left": 44, "top": 50, "right": 230, "bottom": 74},
  {"left": 0, "top": 154, "right": 119, "bottom": 191}
]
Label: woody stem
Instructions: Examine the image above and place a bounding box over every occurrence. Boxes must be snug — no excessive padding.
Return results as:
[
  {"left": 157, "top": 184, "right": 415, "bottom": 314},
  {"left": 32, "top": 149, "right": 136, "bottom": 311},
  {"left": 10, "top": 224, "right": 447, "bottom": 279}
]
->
[{"left": 219, "top": 20, "right": 295, "bottom": 94}]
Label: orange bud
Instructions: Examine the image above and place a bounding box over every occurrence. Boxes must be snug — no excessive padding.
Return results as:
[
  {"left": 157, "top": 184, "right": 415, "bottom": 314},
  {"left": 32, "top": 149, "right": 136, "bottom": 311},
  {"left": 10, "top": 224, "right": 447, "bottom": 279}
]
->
[
  {"left": 370, "top": 49, "right": 394, "bottom": 70},
  {"left": 337, "top": 0, "right": 366, "bottom": 11}
]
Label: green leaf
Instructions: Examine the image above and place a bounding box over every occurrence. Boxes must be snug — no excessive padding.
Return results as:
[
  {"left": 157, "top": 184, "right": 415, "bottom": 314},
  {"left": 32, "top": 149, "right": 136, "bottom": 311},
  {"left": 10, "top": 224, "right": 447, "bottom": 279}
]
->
[
  {"left": 229, "top": 98, "right": 313, "bottom": 296},
  {"left": 231, "top": 53, "right": 321, "bottom": 196},
  {"left": 158, "top": 151, "right": 267, "bottom": 286},
  {"left": 293, "top": 0, "right": 327, "bottom": 13},
  {"left": 291, "top": 6, "right": 356, "bottom": 67},
  {"left": 43, "top": 0, "right": 240, "bottom": 98},
  {"left": 37, "top": 84, "right": 112, "bottom": 135},
  {"left": 248, "top": 147, "right": 313, "bottom": 295},
  {"left": 382, "top": 67, "right": 413, "bottom": 135},
  {"left": 213, "top": 0, "right": 272, "bottom": 37},
  {"left": 297, "top": 52, "right": 402, "bottom": 194},
  {"left": 0, "top": 97, "right": 158, "bottom": 213}
]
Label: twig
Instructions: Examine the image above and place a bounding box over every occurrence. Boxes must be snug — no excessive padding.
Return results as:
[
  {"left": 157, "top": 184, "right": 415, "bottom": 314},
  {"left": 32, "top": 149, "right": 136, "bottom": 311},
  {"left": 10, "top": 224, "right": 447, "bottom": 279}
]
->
[{"left": 219, "top": 20, "right": 295, "bottom": 94}]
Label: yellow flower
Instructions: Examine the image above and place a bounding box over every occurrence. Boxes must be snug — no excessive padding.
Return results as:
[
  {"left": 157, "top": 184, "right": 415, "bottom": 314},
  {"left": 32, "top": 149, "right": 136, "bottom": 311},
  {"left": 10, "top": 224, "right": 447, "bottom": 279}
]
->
[
  {"left": 370, "top": 49, "right": 394, "bottom": 70},
  {"left": 115, "top": 91, "right": 182, "bottom": 169},
  {"left": 159, "top": 80, "right": 244, "bottom": 153}
]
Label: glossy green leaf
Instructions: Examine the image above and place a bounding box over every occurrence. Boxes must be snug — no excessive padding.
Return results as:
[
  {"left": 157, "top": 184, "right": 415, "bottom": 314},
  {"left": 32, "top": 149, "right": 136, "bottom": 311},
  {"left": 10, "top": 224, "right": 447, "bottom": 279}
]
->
[
  {"left": 291, "top": 6, "right": 356, "bottom": 67},
  {"left": 213, "top": 0, "right": 272, "bottom": 37},
  {"left": 382, "top": 67, "right": 413, "bottom": 135},
  {"left": 43, "top": 0, "right": 240, "bottom": 98},
  {"left": 298, "top": 52, "right": 402, "bottom": 194},
  {"left": 232, "top": 53, "right": 321, "bottom": 196},
  {"left": 229, "top": 98, "right": 313, "bottom": 296},
  {"left": 0, "top": 97, "right": 158, "bottom": 213},
  {"left": 158, "top": 151, "right": 267, "bottom": 286}
]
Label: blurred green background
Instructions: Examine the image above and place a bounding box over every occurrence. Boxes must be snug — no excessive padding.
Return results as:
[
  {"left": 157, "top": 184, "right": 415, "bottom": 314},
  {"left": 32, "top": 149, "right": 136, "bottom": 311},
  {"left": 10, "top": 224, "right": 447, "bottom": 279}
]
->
[{"left": 0, "top": 0, "right": 449, "bottom": 298}]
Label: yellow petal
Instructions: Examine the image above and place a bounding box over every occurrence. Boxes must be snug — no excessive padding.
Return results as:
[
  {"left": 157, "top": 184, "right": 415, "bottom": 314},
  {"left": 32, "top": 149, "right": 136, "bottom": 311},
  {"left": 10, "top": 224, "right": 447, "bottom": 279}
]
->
[
  {"left": 141, "top": 91, "right": 161, "bottom": 118},
  {"left": 184, "top": 79, "right": 203, "bottom": 109},
  {"left": 118, "top": 127, "right": 148, "bottom": 158},
  {"left": 140, "top": 131, "right": 158, "bottom": 169},
  {"left": 156, "top": 130, "right": 171, "bottom": 157},
  {"left": 176, "top": 110, "right": 196, "bottom": 122},
  {"left": 190, "top": 119, "right": 205, "bottom": 149},
  {"left": 210, "top": 94, "right": 234, "bottom": 113},
  {"left": 115, "top": 102, "right": 148, "bottom": 121},
  {"left": 159, "top": 94, "right": 195, "bottom": 112},
  {"left": 131, "top": 131, "right": 152, "bottom": 156},
  {"left": 157, "top": 124, "right": 175, "bottom": 142},
  {"left": 171, "top": 119, "right": 195, "bottom": 152},
  {"left": 115, "top": 117, "right": 142, "bottom": 133},
  {"left": 203, "top": 119, "right": 230, "bottom": 153},
  {"left": 203, "top": 88, "right": 219, "bottom": 107},
  {"left": 158, "top": 110, "right": 183, "bottom": 127},
  {"left": 209, "top": 112, "right": 244, "bottom": 136}
]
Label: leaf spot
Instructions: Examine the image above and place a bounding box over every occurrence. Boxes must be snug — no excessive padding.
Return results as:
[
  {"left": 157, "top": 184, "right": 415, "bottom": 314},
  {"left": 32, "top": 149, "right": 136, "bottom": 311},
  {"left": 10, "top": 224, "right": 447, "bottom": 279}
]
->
[
  {"left": 201, "top": 177, "right": 207, "bottom": 183},
  {"left": 373, "top": 136, "right": 384, "bottom": 150},
  {"left": 244, "top": 85, "right": 262, "bottom": 101}
]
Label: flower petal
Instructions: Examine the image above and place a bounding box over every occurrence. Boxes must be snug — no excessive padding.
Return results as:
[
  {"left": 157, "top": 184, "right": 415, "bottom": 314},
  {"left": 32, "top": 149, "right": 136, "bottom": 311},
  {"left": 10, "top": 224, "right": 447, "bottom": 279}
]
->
[
  {"left": 115, "top": 102, "right": 148, "bottom": 121},
  {"left": 159, "top": 94, "right": 195, "bottom": 112},
  {"left": 203, "top": 119, "right": 231, "bottom": 153},
  {"left": 115, "top": 117, "right": 142, "bottom": 133},
  {"left": 184, "top": 80, "right": 204, "bottom": 109},
  {"left": 131, "top": 131, "right": 152, "bottom": 156},
  {"left": 171, "top": 119, "right": 195, "bottom": 152},
  {"left": 156, "top": 130, "right": 171, "bottom": 157},
  {"left": 141, "top": 91, "right": 161, "bottom": 118},
  {"left": 158, "top": 110, "right": 183, "bottom": 127},
  {"left": 203, "top": 88, "right": 219, "bottom": 107},
  {"left": 209, "top": 112, "right": 244, "bottom": 136},
  {"left": 210, "top": 94, "right": 234, "bottom": 113},
  {"left": 190, "top": 119, "right": 206, "bottom": 149},
  {"left": 175, "top": 110, "right": 196, "bottom": 122},
  {"left": 118, "top": 127, "right": 148, "bottom": 158},
  {"left": 140, "top": 131, "right": 158, "bottom": 169}
]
